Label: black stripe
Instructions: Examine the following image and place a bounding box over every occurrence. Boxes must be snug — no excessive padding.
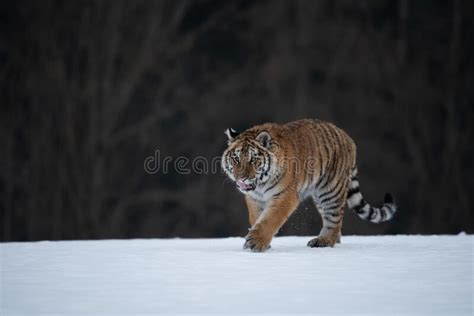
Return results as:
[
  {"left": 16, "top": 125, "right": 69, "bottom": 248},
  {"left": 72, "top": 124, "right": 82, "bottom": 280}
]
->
[
  {"left": 323, "top": 215, "right": 342, "bottom": 224},
  {"left": 318, "top": 188, "right": 333, "bottom": 200},
  {"left": 315, "top": 124, "right": 338, "bottom": 192},
  {"left": 347, "top": 187, "right": 360, "bottom": 198},
  {"left": 386, "top": 205, "right": 395, "bottom": 218},
  {"left": 389, "top": 204, "right": 395, "bottom": 214},
  {"left": 324, "top": 199, "right": 343, "bottom": 208},
  {"left": 318, "top": 166, "right": 333, "bottom": 192},
  {"left": 314, "top": 128, "right": 324, "bottom": 180},
  {"left": 264, "top": 174, "right": 280, "bottom": 193},
  {"left": 265, "top": 152, "right": 271, "bottom": 174},
  {"left": 272, "top": 185, "right": 289, "bottom": 198},
  {"left": 380, "top": 206, "right": 386, "bottom": 221},
  {"left": 389, "top": 206, "right": 395, "bottom": 217},
  {"left": 320, "top": 179, "right": 345, "bottom": 205},
  {"left": 322, "top": 203, "right": 343, "bottom": 212},
  {"left": 319, "top": 178, "right": 341, "bottom": 200},
  {"left": 314, "top": 172, "right": 326, "bottom": 190},
  {"left": 353, "top": 199, "right": 367, "bottom": 212},
  {"left": 319, "top": 143, "right": 338, "bottom": 191},
  {"left": 367, "top": 207, "right": 375, "bottom": 221},
  {"left": 259, "top": 152, "right": 270, "bottom": 181},
  {"left": 320, "top": 124, "right": 332, "bottom": 174},
  {"left": 324, "top": 211, "right": 341, "bottom": 217},
  {"left": 331, "top": 130, "right": 345, "bottom": 185}
]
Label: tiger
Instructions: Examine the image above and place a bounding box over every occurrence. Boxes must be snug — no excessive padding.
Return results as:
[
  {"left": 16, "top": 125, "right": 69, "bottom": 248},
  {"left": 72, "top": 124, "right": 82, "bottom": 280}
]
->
[{"left": 221, "top": 119, "right": 396, "bottom": 252}]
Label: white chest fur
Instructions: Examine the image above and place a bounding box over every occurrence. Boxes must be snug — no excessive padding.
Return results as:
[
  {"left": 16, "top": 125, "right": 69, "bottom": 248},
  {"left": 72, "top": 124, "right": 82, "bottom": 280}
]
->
[{"left": 245, "top": 181, "right": 282, "bottom": 203}]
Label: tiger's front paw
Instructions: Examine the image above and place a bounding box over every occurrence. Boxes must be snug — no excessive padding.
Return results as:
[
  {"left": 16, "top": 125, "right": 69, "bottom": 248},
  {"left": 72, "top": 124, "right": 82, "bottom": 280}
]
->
[{"left": 243, "top": 229, "right": 271, "bottom": 252}]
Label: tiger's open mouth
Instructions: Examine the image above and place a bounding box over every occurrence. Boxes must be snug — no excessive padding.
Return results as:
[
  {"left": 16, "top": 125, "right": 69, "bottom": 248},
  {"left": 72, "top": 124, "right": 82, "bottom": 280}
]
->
[{"left": 236, "top": 180, "right": 256, "bottom": 191}]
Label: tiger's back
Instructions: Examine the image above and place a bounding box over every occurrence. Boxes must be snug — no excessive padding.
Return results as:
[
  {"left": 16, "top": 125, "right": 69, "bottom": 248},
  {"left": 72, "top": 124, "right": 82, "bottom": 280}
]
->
[{"left": 276, "top": 119, "right": 357, "bottom": 200}]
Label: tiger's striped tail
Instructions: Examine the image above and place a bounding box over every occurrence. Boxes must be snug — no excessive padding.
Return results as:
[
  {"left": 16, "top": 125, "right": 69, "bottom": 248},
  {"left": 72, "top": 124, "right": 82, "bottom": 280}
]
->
[{"left": 347, "top": 168, "right": 396, "bottom": 223}]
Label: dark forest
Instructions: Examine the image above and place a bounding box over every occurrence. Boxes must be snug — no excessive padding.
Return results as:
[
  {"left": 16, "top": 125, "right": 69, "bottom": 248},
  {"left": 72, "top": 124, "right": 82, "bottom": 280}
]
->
[{"left": 1, "top": 0, "right": 473, "bottom": 241}]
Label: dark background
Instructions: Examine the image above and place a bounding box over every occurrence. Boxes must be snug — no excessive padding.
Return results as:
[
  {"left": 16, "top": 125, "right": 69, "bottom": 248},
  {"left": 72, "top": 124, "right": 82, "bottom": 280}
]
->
[{"left": 1, "top": 0, "right": 473, "bottom": 241}]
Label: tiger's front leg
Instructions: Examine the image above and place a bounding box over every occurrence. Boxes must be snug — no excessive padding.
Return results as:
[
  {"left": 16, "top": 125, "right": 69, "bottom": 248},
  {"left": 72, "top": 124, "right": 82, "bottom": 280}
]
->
[
  {"left": 245, "top": 195, "right": 263, "bottom": 226},
  {"left": 244, "top": 190, "right": 299, "bottom": 252}
]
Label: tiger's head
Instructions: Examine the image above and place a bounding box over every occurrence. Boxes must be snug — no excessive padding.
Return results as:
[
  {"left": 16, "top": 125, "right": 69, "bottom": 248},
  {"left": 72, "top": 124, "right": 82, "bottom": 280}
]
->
[{"left": 221, "top": 127, "right": 278, "bottom": 194}]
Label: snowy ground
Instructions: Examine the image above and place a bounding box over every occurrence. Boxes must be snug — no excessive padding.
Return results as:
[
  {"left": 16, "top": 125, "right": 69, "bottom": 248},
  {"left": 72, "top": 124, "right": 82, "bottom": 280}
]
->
[{"left": 1, "top": 235, "right": 472, "bottom": 315}]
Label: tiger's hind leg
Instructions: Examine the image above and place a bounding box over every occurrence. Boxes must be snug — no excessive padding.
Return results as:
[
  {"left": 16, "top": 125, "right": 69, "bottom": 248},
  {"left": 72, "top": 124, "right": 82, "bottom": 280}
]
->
[
  {"left": 307, "top": 179, "right": 348, "bottom": 248},
  {"left": 307, "top": 204, "right": 344, "bottom": 248}
]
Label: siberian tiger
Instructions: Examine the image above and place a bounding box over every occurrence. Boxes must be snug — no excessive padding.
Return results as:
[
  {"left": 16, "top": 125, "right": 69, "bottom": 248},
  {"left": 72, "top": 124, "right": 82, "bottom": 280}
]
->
[{"left": 221, "top": 119, "right": 396, "bottom": 252}]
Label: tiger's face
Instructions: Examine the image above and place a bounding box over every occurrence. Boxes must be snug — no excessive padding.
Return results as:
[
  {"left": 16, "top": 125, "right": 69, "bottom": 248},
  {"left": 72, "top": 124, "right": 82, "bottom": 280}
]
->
[{"left": 222, "top": 128, "right": 276, "bottom": 194}]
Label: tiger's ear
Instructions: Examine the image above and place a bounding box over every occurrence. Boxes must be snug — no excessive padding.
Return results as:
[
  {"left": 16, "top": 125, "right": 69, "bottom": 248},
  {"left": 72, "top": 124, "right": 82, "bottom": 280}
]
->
[
  {"left": 224, "top": 128, "right": 239, "bottom": 144},
  {"left": 256, "top": 131, "right": 271, "bottom": 148}
]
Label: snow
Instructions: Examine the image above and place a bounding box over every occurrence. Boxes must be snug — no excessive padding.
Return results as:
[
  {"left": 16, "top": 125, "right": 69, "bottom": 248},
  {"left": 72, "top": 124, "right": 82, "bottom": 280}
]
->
[{"left": 1, "top": 235, "right": 472, "bottom": 315}]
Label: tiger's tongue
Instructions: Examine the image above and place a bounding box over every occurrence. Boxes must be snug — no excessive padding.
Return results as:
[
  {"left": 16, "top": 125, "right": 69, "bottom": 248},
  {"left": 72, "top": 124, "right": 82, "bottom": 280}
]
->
[{"left": 237, "top": 180, "right": 252, "bottom": 190}]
